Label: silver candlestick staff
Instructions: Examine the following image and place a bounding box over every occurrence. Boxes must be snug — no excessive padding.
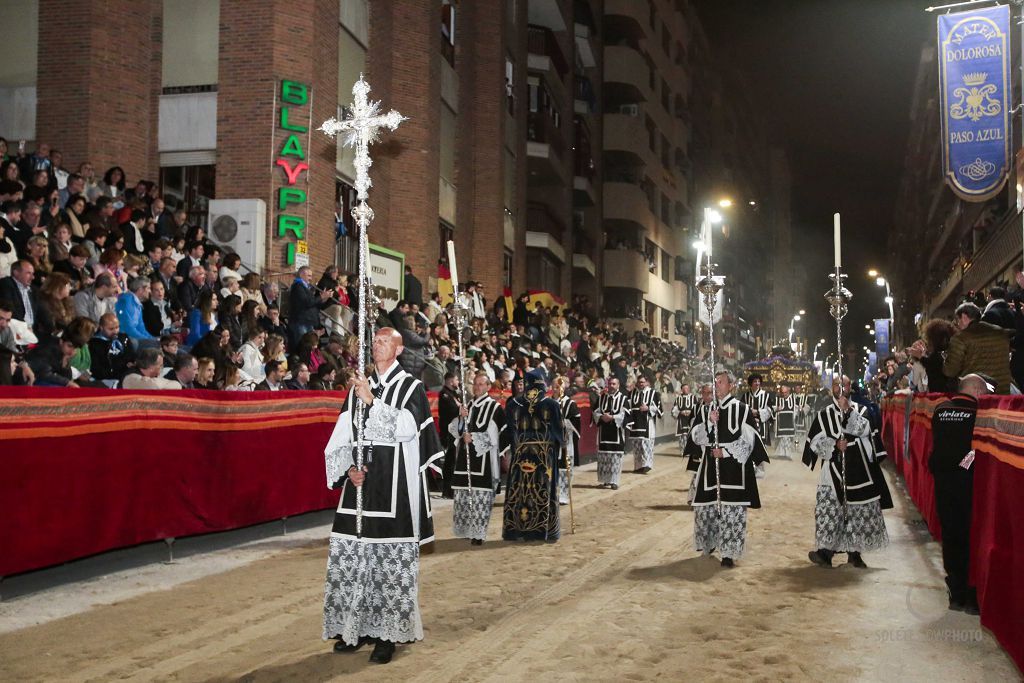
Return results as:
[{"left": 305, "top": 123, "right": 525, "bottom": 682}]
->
[
  {"left": 696, "top": 262, "right": 725, "bottom": 512},
  {"left": 825, "top": 266, "right": 853, "bottom": 520}
]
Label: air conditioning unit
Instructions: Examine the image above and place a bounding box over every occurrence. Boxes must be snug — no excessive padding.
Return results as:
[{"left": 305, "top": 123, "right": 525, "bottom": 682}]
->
[
  {"left": 619, "top": 104, "right": 640, "bottom": 116},
  {"left": 207, "top": 199, "right": 267, "bottom": 273}
]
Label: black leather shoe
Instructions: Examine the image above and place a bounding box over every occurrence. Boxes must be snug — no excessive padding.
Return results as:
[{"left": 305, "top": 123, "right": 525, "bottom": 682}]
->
[
  {"left": 369, "top": 640, "right": 396, "bottom": 664},
  {"left": 848, "top": 553, "right": 867, "bottom": 569},
  {"left": 720, "top": 557, "right": 734, "bottom": 568},
  {"left": 808, "top": 550, "right": 832, "bottom": 567},
  {"left": 610, "top": 483, "right": 619, "bottom": 490},
  {"left": 333, "top": 636, "right": 372, "bottom": 653}
]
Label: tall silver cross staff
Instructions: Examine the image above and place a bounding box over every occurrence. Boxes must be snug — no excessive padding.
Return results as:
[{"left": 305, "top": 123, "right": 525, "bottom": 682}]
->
[{"left": 319, "top": 76, "right": 406, "bottom": 537}]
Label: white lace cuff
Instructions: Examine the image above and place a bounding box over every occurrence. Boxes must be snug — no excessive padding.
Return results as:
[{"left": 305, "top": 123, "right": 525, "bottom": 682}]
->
[
  {"left": 690, "top": 423, "right": 710, "bottom": 447},
  {"left": 470, "top": 431, "right": 493, "bottom": 456},
  {"left": 722, "top": 422, "right": 756, "bottom": 465},
  {"left": 325, "top": 446, "right": 353, "bottom": 488},
  {"left": 844, "top": 410, "right": 870, "bottom": 438},
  {"left": 364, "top": 401, "right": 401, "bottom": 442},
  {"left": 811, "top": 431, "right": 835, "bottom": 461}
]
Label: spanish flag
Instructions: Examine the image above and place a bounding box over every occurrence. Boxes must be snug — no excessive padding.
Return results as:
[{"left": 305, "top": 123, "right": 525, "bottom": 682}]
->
[{"left": 437, "top": 262, "right": 454, "bottom": 307}]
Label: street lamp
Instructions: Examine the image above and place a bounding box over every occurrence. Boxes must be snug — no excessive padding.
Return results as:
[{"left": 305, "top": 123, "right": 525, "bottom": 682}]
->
[{"left": 718, "top": 198, "right": 733, "bottom": 208}]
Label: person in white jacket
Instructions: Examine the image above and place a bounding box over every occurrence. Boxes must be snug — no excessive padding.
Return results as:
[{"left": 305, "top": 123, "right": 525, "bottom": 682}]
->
[{"left": 239, "top": 328, "right": 267, "bottom": 383}]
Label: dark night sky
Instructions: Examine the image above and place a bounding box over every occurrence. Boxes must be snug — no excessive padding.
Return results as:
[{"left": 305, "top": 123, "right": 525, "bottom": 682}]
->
[{"left": 695, "top": 0, "right": 934, "bottom": 354}]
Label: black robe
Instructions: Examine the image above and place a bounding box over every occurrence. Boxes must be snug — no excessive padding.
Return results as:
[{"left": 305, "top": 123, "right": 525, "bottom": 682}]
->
[
  {"left": 558, "top": 394, "right": 582, "bottom": 468},
  {"left": 688, "top": 395, "right": 769, "bottom": 507},
  {"left": 593, "top": 391, "right": 628, "bottom": 452},
  {"left": 448, "top": 394, "right": 509, "bottom": 491},
  {"left": 743, "top": 389, "right": 774, "bottom": 445},
  {"left": 802, "top": 400, "right": 893, "bottom": 509},
  {"left": 674, "top": 393, "right": 698, "bottom": 436},
  {"left": 324, "top": 362, "right": 444, "bottom": 543},
  {"left": 625, "top": 387, "right": 662, "bottom": 439},
  {"left": 438, "top": 385, "right": 462, "bottom": 497},
  {"left": 774, "top": 394, "right": 797, "bottom": 436},
  {"left": 683, "top": 402, "right": 711, "bottom": 472},
  {"left": 503, "top": 386, "right": 563, "bottom": 541}
]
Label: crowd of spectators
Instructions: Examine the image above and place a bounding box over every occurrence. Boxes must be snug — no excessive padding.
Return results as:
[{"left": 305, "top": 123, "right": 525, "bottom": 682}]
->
[
  {"left": 866, "top": 277, "right": 1024, "bottom": 398},
  {"left": 0, "top": 139, "right": 701, "bottom": 394}
]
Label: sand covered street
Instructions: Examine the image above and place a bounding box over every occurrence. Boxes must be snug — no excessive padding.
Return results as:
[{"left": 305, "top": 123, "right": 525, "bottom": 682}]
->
[{"left": 0, "top": 443, "right": 1017, "bottom": 682}]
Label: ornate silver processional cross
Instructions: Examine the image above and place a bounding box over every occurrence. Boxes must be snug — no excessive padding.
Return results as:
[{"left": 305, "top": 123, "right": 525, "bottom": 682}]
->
[{"left": 318, "top": 76, "right": 405, "bottom": 537}]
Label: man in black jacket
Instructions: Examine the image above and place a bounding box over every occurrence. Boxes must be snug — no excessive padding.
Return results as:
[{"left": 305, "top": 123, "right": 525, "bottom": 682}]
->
[
  {"left": 981, "top": 285, "right": 1015, "bottom": 331},
  {"left": 930, "top": 373, "right": 990, "bottom": 615},
  {"left": 287, "top": 266, "right": 331, "bottom": 347},
  {"left": 438, "top": 370, "right": 463, "bottom": 499},
  {"left": 88, "top": 313, "right": 136, "bottom": 387}
]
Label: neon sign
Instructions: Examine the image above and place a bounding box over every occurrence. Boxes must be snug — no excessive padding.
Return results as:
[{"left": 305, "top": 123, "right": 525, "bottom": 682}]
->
[{"left": 274, "top": 79, "right": 311, "bottom": 265}]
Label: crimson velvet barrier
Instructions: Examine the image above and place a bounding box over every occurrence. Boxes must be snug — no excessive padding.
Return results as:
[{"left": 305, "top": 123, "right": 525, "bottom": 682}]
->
[
  {"left": 0, "top": 386, "right": 597, "bottom": 578},
  {"left": 881, "top": 394, "right": 1024, "bottom": 673}
]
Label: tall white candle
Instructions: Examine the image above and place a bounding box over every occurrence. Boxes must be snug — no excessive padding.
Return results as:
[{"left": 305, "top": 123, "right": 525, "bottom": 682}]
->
[
  {"left": 833, "top": 213, "right": 841, "bottom": 268},
  {"left": 446, "top": 240, "right": 460, "bottom": 292}
]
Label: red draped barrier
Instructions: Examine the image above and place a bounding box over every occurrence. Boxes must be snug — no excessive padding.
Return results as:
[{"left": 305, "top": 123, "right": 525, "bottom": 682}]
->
[
  {"left": 880, "top": 394, "right": 944, "bottom": 539},
  {"left": 882, "top": 394, "right": 1024, "bottom": 672},
  {"left": 0, "top": 386, "right": 597, "bottom": 577}
]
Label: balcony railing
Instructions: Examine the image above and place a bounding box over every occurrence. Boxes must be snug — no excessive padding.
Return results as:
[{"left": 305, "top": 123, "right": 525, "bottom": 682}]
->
[
  {"left": 528, "top": 25, "right": 569, "bottom": 80},
  {"left": 527, "top": 111, "right": 565, "bottom": 159},
  {"left": 527, "top": 203, "right": 567, "bottom": 243}
]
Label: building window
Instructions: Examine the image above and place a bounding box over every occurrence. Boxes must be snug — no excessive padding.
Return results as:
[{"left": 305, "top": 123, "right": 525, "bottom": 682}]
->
[
  {"left": 441, "top": 1, "right": 456, "bottom": 66},
  {"left": 505, "top": 56, "right": 515, "bottom": 115},
  {"left": 439, "top": 221, "right": 454, "bottom": 265},
  {"left": 159, "top": 164, "right": 215, "bottom": 229},
  {"left": 661, "top": 249, "right": 671, "bottom": 283},
  {"left": 335, "top": 179, "right": 359, "bottom": 273},
  {"left": 503, "top": 249, "right": 513, "bottom": 289}
]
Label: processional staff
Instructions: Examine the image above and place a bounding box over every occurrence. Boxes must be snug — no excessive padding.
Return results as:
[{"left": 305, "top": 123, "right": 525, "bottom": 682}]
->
[
  {"left": 446, "top": 239, "right": 474, "bottom": 492},
  {"left": 695, "top": 208, "right": 725, "bottom": 512},
  {"left": 319, "top": 76, "right": 406, "bottom": 538},
  {"left": 826, "top": 213, "right": 853, "bottom": 521}
]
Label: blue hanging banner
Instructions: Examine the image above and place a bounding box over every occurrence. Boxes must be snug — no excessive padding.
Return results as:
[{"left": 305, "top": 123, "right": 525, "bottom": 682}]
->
[
  {"left": 874, "top": 318, "right": 891, "bottom": 359},
  {"left": 938, "top": 5, "right": 1011, "bottom": 202}
]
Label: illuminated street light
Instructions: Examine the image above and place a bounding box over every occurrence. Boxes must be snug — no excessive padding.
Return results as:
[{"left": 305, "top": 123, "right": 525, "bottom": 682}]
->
[
  {"left": 868, "top": 269, "right": 879, "bottom": 278},
  {"left": 718, "top": 198, "right": 733, "bottom": 208},
  {"left": 707, "top": 209, "right": 723, "bottom": 224},
  {"left": 799, "top": 309, "right": 806, "bottom": 315}
]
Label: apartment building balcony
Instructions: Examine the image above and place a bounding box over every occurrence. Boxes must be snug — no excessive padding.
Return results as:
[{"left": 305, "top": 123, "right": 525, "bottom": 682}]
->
[
  {"left": 528, "top": 0, "right": 567, "bottom": 32},
  {"left": 963, "top": 209, "right": 1023, "bottom": 293},
  {"left": 574, "top": 75, "right": 596, "bottom": 114},
  {"left": 603, "top": 181, "right": 654, "bottom": 232},
  {"left": 603, "top": 248, "right": 649, "bottom": 292},
  {"left": 528, "top": 25, "right": 569, "bottom": 81},
  {"left": 526, "top": 203, "right": 567, "bottom": 263},
  {"left": 603, "top": 112, "right": 648, "bottom": 166},
  {"left": 604, "top": 0, "right": 645, "bottom": 44},
  {"left": 527, "top": 111, "right": 567, "bottom": 183},
  {"left": 574, "top": 0, "right": 597, "bottom": 69},
  {"left": 603, "top": 45, "right": 648, "bottom": 103}
]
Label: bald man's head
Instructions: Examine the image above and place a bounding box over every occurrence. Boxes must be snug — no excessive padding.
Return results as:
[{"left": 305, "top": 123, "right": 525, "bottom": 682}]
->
[
  {"left": 371, "top": 327, "right": 404, "bottom": 368},
  {"left": 959, "top": 374, "right": 992, "bottom": 398}
]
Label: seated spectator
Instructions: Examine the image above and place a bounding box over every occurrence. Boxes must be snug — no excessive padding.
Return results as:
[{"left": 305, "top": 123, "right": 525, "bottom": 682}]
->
[
  {"left": 48, "top": 223, "right": 74, "bottom": 263},
  {"left": 97, "top": 166, "right": 126, "bottom": 201},
  {"left": 195, "top": 357, "right": 217, "bottom": 389},
  {"left": 264, "top": 333, "right": 288, "bottom": 374},
  {"left": 160, "top": 335, "right": 179, "bottom": 368},
  {"left": 185, "top": 289, "right": 218, "bottom": 347},
  {"left": 116, "top": 277, "right": 156, "bottom": 345},
  {"left": 309, "top": 364, "right": 337, "bottom": 391},
  {"left": 34, "top": 272, "right": 74, "bottom": 338},
  {"left": 284, "top": 361, "right": 310, "bottom": 390},
  {"left": 94, "top": 247, "right": 127, "bottom": 293},
  {"left": 24, "top": 235, "right": 51, "bottom": 285},
  {"left": 288, "top": 265, "right": 332, "bottom": 347},
  {"left": 73, "top": 272, "right": 117, "bottom": 322},
  {"left": 88, "top": 313, "right": 136, "bottom": 387},
  {"left": 24, "top": 316, "right": 93, "bottom": 387},
  {"left": 0, "top": 219, "right": 16, "bottom": 278},
  {"left": 239, "top": 328, "right": 267, "bottom": 383},
  {"left": 143, "top": 278, "right": 175, "bottom": 337},
  {"left": 151, "top": 256, "right": 179, "bottom": 306},
  {"left": 219, "top": 363, "right": 252, "bottom": 391},
  {"left": 255, "top": 359, "right": 285, "bottom": 391},
  {"left": 81, "top": 226, "right": 108, "bottom": 267},
  {"left": 165, "top": 352, "right": 198, "bottom": 389},
  {"left": 219, "top": 253, "right": 243, "bottom": 287},
  {"left": 259, "top": 303, "right": 288, "bottom": 341},
  {"left": 53, "top": 244, "right": 95, "bottom": 292},
  {"left": 68, "top": 317, "right": 97, "bottom": 384},
  {"left": 175, "top": 240, "right": 204, "bottom": 280},
  {"left": 218, "top": 294, "right": 243, "bottom": 348},
  {"left": 177, "top": 265, "right": 208, "bottom": 314},
  {"left": 62, "top": 194, "right": 88, "bottom": 239},
  {"left": 122, "top": 347, "right": 182, "bottom": 390},
  {"left": 191, "top": 327, "right": 233, "bottom": 369},
  {"left": 0, "top": 259, "right": 37, "bottom": 328},
  {"left": 239, "top": 273, "right": 266, "bottom": 315},
  {"left": 944, "top": 301, "right": 1013, "bottom": 393}
]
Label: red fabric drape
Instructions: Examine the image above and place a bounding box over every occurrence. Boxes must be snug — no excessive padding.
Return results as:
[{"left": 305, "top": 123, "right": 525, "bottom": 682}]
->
[
  {"left": 881, "top": 394, "right": 1024, "bottom": 672},
  {"left": 0, "top": 386, "right": 598, "bottom": 577}
]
